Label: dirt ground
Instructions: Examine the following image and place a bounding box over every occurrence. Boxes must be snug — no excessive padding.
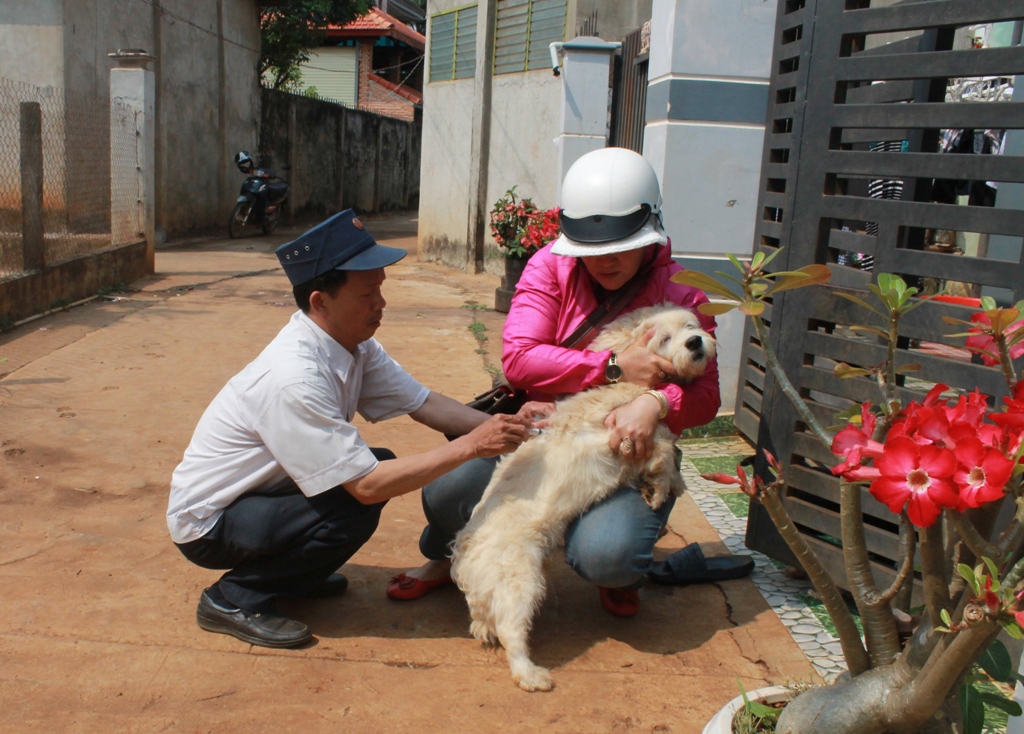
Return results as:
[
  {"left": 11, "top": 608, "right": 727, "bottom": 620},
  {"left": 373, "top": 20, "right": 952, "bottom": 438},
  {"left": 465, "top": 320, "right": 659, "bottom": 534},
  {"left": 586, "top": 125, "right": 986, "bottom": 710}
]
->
[{"left": 0, "top": 212, "right": 815, "bottom": 733}]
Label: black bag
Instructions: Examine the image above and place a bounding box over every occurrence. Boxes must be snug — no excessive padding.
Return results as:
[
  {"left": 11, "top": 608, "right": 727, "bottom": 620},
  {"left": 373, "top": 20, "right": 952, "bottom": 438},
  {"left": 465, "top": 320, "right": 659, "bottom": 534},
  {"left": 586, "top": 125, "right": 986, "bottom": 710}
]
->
[{"left": 466, "top": 383, "right": 528, "bottom": 416}]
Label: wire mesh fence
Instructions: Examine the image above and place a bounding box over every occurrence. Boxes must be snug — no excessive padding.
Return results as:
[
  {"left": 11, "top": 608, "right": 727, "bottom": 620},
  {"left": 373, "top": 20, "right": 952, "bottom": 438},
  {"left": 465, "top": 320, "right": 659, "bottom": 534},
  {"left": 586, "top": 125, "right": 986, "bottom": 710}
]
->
[{"left": 0, "top": 76, "right": 142, "bottom": 283}]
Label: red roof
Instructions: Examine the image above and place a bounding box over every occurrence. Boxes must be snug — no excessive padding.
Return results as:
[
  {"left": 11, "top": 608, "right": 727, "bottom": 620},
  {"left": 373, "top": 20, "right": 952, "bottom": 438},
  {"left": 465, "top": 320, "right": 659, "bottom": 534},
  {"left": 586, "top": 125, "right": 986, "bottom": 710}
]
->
[
  {"left": 326, "top": 7, "right": 425, "bottom": 52},
  {"left": 368, "top": 73, "right": 423, "bottom": 105}
]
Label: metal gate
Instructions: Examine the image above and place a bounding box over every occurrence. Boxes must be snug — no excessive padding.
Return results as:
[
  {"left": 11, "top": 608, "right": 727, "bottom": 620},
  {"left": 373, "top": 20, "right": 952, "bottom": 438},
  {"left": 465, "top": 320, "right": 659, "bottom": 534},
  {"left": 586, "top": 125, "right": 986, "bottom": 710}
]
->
[
  {"left": 609, "top": 24, "right": 649, "bottom": 155},
  {"left": 738, "top": 0, "right": 1024, "bottom": 590}
]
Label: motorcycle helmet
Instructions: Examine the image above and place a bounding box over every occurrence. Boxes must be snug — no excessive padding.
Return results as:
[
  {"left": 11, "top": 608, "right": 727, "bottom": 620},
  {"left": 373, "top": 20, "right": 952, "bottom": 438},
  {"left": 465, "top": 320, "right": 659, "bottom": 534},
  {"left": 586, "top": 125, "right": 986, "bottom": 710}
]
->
[
  {"left": 234, "top": 150, "right": 255, "bottom": 174},
  {"left": 551, "top": 147, "right": 668, "bottom": 257}
]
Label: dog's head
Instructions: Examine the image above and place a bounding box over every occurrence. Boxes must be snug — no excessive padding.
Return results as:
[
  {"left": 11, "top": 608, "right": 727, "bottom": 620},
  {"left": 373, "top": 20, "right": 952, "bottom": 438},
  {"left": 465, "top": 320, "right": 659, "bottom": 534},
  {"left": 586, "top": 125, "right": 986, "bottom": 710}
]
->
[{"left": 640, "top": 306, "right": 716, "bottom": 382}]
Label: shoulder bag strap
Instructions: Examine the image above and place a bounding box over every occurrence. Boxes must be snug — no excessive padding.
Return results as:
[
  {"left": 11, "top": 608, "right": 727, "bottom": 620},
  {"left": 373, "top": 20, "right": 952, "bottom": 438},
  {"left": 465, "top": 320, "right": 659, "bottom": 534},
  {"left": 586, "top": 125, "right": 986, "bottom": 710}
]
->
[{"left": 559, "top": 264, "right": 651, "bottom": 350}]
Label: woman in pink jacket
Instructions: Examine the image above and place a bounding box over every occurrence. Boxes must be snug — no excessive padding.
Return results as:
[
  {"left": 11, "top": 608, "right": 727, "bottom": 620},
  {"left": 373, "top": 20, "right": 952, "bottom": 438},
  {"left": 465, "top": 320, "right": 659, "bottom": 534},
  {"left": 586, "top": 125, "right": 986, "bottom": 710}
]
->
[{"left": 388, "top": 148, "right": 752, "bottom": 615}]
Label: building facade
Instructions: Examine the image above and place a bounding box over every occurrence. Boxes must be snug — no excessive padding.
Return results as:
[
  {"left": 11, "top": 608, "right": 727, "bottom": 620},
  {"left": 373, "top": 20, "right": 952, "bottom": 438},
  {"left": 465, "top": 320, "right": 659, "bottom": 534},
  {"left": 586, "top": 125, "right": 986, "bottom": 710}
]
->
[{"left": 0, "top": 0, "right": 261, "bottom": 239}]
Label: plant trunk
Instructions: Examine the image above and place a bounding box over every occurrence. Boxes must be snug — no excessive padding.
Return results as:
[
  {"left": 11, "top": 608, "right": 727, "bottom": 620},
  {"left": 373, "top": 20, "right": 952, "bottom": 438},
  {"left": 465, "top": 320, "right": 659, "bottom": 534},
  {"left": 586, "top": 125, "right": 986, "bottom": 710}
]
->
[{"left": 775, "top": 664, "right": 961, "bottom": 734}]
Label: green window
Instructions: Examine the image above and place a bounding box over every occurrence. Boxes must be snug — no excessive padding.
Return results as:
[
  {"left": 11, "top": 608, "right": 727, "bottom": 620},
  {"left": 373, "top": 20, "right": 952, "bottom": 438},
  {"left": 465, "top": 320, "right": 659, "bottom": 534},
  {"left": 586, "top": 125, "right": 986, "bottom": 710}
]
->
[
  {"left": 494, "top": 0, "right": 566, "bottom": 75},
  {"left": 429, "top": 5, "right": 479, "bottom": 82}
]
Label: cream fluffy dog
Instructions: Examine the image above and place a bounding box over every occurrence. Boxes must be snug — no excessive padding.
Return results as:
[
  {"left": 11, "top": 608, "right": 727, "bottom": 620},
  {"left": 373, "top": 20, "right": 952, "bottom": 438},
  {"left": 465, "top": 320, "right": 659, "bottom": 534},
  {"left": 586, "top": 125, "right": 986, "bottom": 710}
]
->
[{"left": 450, "top": 304, "right": 716, "bottom": 692}]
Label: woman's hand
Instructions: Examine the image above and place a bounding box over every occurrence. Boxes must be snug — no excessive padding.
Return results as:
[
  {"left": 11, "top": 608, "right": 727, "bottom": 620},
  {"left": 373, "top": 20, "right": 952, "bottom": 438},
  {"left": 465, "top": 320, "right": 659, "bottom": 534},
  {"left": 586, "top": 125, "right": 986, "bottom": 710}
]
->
[
  {"left": 616, "top": 329, "right": 678, "bottom": 388},
  {"left": 605, "top": 393, "right": 663, "bottom": 460},
  {"left": 516, "top": 401, "right": 556, "bottom": 432}
]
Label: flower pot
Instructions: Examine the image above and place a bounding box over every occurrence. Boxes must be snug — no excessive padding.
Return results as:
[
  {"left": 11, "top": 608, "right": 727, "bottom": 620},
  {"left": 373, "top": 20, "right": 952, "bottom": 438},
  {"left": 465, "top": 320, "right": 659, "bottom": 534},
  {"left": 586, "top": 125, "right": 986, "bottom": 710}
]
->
[
  {"left": 494, "top": 256, "right": 529, "bottom": 313},
  {"left": 702, "top": 686, "right": 793, "bottom": 734}
]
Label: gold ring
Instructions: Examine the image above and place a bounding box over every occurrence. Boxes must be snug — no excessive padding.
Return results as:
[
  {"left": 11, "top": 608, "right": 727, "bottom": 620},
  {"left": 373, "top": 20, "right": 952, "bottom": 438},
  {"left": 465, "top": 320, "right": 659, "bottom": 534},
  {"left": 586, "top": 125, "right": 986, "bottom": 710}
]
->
[{"left": 620, "top": 437, "right": 635, "bottom": 454}]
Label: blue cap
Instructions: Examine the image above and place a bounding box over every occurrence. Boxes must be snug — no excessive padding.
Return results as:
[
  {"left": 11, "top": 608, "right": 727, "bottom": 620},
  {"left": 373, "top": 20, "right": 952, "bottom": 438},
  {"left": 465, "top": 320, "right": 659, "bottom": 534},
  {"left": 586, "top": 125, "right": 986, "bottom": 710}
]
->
[{"left": 275, "top": 210, "right": 407, "bottom": 287}]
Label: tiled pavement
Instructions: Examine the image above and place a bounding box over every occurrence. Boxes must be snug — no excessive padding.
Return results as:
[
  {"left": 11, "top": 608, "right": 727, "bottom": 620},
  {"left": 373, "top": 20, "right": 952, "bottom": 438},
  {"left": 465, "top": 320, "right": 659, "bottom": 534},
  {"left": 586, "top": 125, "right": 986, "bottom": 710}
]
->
[{"left": 678, "top": 436, "right": 850, "bottom": 682}]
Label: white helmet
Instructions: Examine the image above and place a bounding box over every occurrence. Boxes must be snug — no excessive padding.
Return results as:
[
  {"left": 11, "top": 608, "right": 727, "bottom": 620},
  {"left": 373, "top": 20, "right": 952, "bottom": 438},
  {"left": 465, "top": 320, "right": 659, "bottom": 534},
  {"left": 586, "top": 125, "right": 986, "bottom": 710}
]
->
[{"left": 552, "top": 147, "right": 667, "bottom": 257}]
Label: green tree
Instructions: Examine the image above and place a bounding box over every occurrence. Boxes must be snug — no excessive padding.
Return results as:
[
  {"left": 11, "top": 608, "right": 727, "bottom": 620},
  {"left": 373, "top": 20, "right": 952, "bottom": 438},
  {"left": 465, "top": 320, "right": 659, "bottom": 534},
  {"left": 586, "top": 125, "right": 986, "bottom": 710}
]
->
[{"left": 259, "top": 0, "right": 373, "bottom": 91}]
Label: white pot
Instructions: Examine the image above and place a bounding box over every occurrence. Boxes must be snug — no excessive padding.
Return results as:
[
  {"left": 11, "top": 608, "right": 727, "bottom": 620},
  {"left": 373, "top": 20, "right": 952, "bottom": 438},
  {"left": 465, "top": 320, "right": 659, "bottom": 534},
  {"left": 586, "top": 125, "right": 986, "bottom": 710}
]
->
[{"left": 702, "top": 685, "right": 793, "bottom": 734}]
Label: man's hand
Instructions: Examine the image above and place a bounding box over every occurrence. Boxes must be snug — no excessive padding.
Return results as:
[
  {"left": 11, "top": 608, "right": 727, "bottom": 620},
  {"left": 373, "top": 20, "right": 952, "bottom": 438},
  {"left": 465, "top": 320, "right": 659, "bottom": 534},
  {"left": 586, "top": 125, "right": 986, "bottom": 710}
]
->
[
  {"left": 605, "top": 393, "right": 662, "bottom": 461},
  {"left": 516, "top": 400, "right": 556, "bottom": 432},
  {"left": 461, "top": 414, "right": 532, "bottom": 458},
  {"left": 617, "top": 329, "right": 677, "bottom": 387}
]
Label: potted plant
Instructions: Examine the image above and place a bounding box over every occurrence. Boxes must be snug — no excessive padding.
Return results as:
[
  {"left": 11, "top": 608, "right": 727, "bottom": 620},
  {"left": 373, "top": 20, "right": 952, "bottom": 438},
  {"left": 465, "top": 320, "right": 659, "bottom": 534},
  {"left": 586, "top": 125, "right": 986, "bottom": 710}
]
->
[
  {"left": 490, "top": 186, "right": 559, "bottom": 312},
  {"left": 675, "top": 256, "right": 1024, "bottom": 734}
]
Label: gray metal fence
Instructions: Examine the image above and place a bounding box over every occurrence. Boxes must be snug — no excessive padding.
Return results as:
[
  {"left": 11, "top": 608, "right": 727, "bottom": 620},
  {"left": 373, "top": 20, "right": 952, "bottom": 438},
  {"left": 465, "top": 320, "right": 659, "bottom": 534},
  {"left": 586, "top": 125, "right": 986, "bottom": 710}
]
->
[{"left": 0, "top": 77, "right": 141, "bottom": 284}]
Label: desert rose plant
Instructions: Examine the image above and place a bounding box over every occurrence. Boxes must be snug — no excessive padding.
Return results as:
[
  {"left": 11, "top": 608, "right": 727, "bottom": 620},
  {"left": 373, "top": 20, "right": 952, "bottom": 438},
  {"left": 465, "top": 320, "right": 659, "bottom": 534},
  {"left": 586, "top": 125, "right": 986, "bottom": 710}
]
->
[
  {"left": 489, "top": 187, "right": 560, "bottom": 259},
  {"left": 674, "top": 254, "right": 1024, "bottom": 734}
]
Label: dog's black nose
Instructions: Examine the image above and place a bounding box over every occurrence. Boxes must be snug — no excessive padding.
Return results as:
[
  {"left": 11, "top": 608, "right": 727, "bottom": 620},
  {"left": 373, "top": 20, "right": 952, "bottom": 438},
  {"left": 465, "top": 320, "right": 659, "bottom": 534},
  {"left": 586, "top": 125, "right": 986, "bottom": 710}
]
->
[{"left": 686, "top": 336, "right": 704, "bottom": 352}]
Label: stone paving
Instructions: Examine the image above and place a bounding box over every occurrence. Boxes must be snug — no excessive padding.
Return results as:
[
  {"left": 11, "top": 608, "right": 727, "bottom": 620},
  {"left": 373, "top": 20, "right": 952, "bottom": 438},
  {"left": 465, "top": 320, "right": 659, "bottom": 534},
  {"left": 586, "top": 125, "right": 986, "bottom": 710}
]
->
[{"left": 678, "top": 436, "right": 850, "bottom": 682}]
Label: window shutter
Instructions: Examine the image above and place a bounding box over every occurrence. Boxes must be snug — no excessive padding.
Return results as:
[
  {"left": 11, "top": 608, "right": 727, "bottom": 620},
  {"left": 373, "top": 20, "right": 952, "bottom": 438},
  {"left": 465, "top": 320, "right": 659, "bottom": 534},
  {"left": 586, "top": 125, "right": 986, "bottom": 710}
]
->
[
  {"left": 526, "top": 0, "right": 565, "bottom": 71},
  {"left": 429, "top": 11, "right": 457, "bottom": 81},
  {"left": 430, "top": 6, "right": 478, "bottom": 82},
  {"left": 300, "top": 47, "right": 358, "bottom": 107},
  {"left": 454, "top": 6, "right": 478, "bottom": 79},
  {"left": 494, "top": 0, "right": 566, "bottom": 76}
]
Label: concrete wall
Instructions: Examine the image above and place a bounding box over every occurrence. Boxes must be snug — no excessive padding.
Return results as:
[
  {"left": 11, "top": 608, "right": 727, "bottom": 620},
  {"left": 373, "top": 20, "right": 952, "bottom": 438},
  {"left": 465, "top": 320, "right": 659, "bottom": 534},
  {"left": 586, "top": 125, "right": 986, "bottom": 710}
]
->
[
  {"left": 570, "top": 0, "right": 652, "bottom": 40},
  {"left": 419, "top": 0, "right": 573, "bottom": 271},
  {"left": 1, "top": 0, "right": 261, "bottom": 240},
  {"left": 259, "top": 88, "right": 421, "bottom": 219},
  {"left": 644, "top": 0, "right": 778, "bottom": 413}
]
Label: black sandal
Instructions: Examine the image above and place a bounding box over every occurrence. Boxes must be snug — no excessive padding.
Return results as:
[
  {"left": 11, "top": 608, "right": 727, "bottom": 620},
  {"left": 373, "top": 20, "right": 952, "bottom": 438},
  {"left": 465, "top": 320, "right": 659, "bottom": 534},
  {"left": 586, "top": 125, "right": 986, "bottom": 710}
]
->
[{"left": 648, "top": 543, "right": 754, "bottom": 585}]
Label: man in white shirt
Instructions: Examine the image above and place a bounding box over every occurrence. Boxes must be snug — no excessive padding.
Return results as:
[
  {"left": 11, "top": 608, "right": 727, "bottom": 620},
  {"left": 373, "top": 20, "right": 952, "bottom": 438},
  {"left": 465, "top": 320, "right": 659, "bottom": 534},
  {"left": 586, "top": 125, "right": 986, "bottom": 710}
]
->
[{"left": 168, "top": 210, "right": 546, "bottom": 648}]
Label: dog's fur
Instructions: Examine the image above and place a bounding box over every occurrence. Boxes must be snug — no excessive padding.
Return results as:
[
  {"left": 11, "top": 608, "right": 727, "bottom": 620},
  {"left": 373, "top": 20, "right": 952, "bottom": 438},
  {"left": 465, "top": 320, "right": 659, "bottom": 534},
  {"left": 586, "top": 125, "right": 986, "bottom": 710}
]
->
[{"left": 450, "top": 304, "right": 716, "bottom": 691}]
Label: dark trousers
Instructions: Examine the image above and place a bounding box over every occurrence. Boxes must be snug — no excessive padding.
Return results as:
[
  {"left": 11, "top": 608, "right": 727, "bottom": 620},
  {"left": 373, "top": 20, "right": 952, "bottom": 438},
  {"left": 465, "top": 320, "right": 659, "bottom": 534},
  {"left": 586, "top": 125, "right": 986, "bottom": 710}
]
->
[{"left": 175, "top": 448, "right": 394, "bottom": 612}]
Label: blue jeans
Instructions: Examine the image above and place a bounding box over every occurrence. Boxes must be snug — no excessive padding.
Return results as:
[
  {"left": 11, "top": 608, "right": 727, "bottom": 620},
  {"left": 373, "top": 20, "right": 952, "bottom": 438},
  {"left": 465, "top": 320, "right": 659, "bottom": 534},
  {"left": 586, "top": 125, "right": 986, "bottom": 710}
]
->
[{"left": 419, "top": 457, "right": 675, "bottom": 590}]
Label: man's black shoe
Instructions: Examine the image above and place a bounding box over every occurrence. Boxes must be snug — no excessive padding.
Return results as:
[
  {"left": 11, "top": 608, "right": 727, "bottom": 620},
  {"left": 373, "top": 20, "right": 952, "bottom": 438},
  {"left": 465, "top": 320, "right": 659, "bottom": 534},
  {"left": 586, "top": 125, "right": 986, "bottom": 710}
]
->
[
  {"left": 196, "top": 589, "right": 312, "bottom": 648},
  {"left": 304, "top": 572, "right": 349, "bottom": 598}
]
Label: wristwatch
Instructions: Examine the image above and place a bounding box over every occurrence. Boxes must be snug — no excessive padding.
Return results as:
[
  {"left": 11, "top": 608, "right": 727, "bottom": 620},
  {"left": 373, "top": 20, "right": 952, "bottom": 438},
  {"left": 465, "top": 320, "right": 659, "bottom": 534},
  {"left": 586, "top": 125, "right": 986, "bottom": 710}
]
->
[{"left": 605, "top": 353, "right": 623, "bottom": 383}]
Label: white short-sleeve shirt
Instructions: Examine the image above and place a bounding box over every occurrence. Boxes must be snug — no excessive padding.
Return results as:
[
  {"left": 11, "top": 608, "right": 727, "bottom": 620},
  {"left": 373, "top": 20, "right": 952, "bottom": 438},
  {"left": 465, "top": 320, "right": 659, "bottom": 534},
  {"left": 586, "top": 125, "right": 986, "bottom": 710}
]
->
[{"left": 166, "top": 310, "right": 430, "bottom": 544}]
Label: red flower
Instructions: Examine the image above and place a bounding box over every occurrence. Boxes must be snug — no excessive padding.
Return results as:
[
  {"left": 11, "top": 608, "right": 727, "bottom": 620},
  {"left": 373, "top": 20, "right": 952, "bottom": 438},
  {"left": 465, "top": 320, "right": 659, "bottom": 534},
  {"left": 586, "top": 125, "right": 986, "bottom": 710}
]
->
[
  {"left": 870, "top": 436, "right": 959, "bottom": 527},
  {"left": 954, "top": 437, "right": 1014, "bottom": 509}
]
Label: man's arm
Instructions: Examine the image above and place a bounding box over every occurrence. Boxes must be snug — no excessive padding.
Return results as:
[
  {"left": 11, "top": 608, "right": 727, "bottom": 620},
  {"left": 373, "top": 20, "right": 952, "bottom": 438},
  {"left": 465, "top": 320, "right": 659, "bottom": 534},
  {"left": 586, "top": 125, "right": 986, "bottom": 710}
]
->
[
  {"left": 342, "top": 412, "right": 530, "bottom": 504},
  {"left": 409, "top": 391, "right": 491, "bottom": 436}
]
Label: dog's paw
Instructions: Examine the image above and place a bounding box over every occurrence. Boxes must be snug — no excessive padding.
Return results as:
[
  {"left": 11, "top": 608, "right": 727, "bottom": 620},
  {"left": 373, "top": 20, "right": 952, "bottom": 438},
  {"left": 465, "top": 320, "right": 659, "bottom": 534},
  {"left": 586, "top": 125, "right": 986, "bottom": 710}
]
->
[{"left": 513, "top": 663, "right": 554, "bottom": 692}]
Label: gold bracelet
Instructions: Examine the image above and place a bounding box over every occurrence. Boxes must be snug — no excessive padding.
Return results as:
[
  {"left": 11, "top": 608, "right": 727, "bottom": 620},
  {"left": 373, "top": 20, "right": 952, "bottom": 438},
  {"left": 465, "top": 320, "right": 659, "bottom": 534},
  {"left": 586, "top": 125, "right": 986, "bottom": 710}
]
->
[{"left": 646, "top": 389, "right": 669, "bottom": 420}]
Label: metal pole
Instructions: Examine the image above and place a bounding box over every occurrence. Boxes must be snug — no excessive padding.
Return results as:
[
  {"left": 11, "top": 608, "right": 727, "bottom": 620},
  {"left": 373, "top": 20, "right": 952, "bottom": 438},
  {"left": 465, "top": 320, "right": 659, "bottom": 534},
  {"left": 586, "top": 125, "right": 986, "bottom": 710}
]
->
[{"left": 20, "top": 101, "right": 44, "bottom": 272}]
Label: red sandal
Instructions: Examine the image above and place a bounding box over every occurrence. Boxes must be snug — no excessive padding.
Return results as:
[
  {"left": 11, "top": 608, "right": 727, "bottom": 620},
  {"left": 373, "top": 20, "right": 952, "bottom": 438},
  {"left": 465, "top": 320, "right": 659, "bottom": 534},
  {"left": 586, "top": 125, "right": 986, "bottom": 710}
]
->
[
  {"left": 599, "top": 586, "right": 640, "bottom": 617},
  {"left": 386, "top": 572, "right": 453, "bottom": 601}
]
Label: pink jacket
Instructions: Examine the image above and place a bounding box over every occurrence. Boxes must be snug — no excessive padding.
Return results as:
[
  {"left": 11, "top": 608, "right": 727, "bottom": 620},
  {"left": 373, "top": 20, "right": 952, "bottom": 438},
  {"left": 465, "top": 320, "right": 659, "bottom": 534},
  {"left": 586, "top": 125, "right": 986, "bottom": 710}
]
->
[{"left": 501, "top": 243, "right": 722, "bottom": 435}]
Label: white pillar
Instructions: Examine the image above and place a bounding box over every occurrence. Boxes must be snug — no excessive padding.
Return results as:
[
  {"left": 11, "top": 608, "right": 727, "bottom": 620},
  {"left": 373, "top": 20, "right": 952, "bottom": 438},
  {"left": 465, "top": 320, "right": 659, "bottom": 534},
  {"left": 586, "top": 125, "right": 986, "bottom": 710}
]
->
[
  {"left": 109, "top": 49, "right": 156, "bottom": 273},
  {"left": 552, "top": 37, "right": 621, "bottom": 202},
  {"left": 643, "top": 0, "right": 778, "bottom": 413}
]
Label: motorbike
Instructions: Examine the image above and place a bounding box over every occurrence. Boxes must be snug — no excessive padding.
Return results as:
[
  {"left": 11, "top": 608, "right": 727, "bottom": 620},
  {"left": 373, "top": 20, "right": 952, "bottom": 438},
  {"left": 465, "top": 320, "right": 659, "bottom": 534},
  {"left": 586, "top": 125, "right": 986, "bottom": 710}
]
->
[{"left": 228, "top": 151, "right": 291, "bottom": 238}]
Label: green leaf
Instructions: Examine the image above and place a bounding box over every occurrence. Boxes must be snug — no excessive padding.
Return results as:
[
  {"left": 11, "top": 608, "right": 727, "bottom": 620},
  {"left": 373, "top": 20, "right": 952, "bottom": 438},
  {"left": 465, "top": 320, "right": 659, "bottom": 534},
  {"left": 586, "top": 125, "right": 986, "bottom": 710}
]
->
[
  {"left": 698, "top": 302, "right": 739, "bottom": 316},
  {"left": 834, "top": 292, "right": 887, "bottom": 318},
  {"left": 751, "top": 251, "right": 765, "bottom": 270},
  {"left": 942, "top": 315, "right": 975, "bottom": 326},
  {"left": 848, "top": 325, "right": 891, "bottom": 340},
  {"left": 894, "top": 363, "right": 921, "bottom": 374},
  {"left": 738, "top": 301, "right": 767, "bottom": 316},
  {"left": 941, "top": 608, "right": 953, "bottom": 627},
  {"left": 713, "top": 271, "right": 746, "bottom": 287},
  {"left": 981, "top": 692, "right": 1022, "bottom": 717},
  {"left": 670, "top": 271, "right": 742, "bottom": 300},
  {"left": 761, "top": 248, "right": 783, "bottom": 270},
  {"left": 1000, "top": 619, "right": 1024, "bottom": 639},
  {"left": 981, "top": 296, "right": 998, "bottom": 311},
  {"left": 958, "top": 563, "right": 980, "bottom": 595},
  {"left": 727, "top": 253, "right": 746, "bottom": 274},
  {"left": 979, "top": 639, "right": 1013, "bottom": 683},
  {"left": 769, "top": 264, "right": 832, "bottom": 294},
  {"left": 877, "top": 273, "right": 894, "bottom": 293},
  {"left": 834, "top": 363, "right": 871, "bottom": 378},
  {"left": 983, "top": 556, "right": 1000, "bottom": 585},
  {"left": 961, "top": 684, "right": 986, "bottom": 734}
]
